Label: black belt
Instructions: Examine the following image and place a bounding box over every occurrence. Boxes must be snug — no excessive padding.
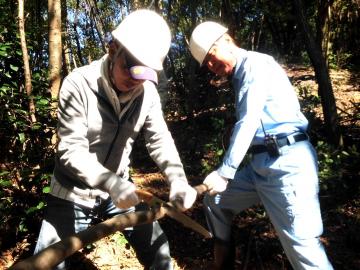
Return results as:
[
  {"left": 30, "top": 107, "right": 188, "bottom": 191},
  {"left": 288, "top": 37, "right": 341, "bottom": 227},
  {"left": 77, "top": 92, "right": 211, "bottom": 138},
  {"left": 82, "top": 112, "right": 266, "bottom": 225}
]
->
[{"left": 248, "top": 133, "right": 308, "bottom": 155}]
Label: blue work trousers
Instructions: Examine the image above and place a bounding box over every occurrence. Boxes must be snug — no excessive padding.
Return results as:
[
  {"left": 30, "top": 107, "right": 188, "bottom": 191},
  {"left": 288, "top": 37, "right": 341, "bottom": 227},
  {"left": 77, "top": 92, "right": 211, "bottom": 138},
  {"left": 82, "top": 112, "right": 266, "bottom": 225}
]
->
[
  {"left": 204, "top": 141, "right": 333, "bottom": 269},
  {"left": 34, "top": 195, "right": 173, "bottom": 270}
]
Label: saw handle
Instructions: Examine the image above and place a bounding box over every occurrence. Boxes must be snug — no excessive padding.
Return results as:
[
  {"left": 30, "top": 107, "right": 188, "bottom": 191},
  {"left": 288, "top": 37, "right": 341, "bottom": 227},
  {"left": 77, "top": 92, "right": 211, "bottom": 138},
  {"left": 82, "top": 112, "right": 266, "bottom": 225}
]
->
[
  {"left": 193, "top": 183, "right": 209, "bottom": 195},
  {"left": 136, "top": 184, "right": 209, "bottom": 202}
]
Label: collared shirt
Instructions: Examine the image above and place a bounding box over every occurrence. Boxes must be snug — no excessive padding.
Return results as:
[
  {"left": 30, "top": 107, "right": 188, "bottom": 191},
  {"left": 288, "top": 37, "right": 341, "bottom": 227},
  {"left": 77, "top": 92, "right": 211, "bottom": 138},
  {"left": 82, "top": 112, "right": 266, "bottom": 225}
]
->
[{"left": 217, "top": 48, "right": 308, "bottom": 179}]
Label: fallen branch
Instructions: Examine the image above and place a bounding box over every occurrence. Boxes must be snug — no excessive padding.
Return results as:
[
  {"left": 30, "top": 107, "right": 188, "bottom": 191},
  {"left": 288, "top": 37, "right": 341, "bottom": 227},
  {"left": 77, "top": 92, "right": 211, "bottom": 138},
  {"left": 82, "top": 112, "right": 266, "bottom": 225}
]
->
[
  {"left": 10, "top": 184, "right": 209, "bottom": 270},
  {"left": 10, "top": 207, "right": 165, "bottom": 270}
]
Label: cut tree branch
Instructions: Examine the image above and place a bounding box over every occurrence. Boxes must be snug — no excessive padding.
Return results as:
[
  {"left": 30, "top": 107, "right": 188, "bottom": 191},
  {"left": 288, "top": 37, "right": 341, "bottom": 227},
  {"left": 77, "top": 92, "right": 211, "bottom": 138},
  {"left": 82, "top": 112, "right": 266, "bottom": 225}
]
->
[{"left": 9, "top": 207, "right": 165, "bottom": 270}]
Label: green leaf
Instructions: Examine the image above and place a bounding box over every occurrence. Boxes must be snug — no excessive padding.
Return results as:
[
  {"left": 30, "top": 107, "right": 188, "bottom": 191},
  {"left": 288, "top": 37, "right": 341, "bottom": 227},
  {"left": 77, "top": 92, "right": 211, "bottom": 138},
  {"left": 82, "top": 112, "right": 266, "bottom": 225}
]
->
[
  {"left": 0, "top": 44, "right": 9, "bottom": 50},
  {"left": 15, "top": 108, "right": 28, "bottom": 115},
  {"left": 18, "top": 220, "right": 28, "bottom": 232},
  {"left": 10, "top": 64, "right": 19, "bottom": 71},
  {"left": 0, "top": 179, "right": 11, "bottom": 187},
  {"left": 0, "top": 170, "right": 9, "bottom": 177},
  {"left": 18, "top": 133, "right": 25, "bottom": 143},
  {"left": 37, "top": 201, "right": 45, "bottom": 209},
  {"left": 36, "top": 98, "right": 49, "bottom": 106},
  {"left": 25, "top": 201, "right": 45, "bottom": 214},
  {"left": 0, "top": 50, "right": 8, "bottom": 57},
  {"left": 33, "top": 73, "right": 40, "bottom": 79},
  {"left": 42, "top": 186, "right": 51, "bottom": 193},
  {"left": 31, "top": 123, "right": 42, "bottom": 130}
]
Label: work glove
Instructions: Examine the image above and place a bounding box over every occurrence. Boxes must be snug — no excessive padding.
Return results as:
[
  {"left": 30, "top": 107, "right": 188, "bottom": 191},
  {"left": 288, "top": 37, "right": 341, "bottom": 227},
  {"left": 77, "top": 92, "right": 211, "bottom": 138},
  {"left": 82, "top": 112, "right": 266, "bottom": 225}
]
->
[
  {"left": 203, "top": 170, "right": 228, "bottom": 195},
  {"left": 169, "top": 179, "right": 197, "bottom": 211},
  {"left": 108, "top": 177, "right": 140, "bottom": 209}
]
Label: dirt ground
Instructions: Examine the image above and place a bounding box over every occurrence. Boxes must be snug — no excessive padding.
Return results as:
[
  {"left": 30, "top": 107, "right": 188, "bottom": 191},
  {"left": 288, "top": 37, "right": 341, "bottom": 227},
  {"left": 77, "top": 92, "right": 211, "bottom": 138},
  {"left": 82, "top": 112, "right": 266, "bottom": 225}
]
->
[{"left": 2, "top": 66, "right": 360, "bottom": 269}]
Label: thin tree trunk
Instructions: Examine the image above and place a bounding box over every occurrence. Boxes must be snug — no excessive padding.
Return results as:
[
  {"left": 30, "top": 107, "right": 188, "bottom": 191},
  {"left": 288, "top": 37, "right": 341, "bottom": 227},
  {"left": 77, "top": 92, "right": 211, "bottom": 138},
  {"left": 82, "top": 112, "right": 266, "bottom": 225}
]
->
[
  {"left": 48, "top": 0, "right": 62, "bottom": 100},
  {"left": 61, "top": 0, "right": 71, "bottom": 75},
  {"left": 221, "top": 0, "right": 236, "bottom": 36},
  {"left": 73, "top": 0, "right": 84, "bottom": 66},
  {"left": 62, "top": 32, "right": 72, "bottom": 75},
  {"left": 317, "top": 0, "right": 334, "bottom": 67},
  {"left": 264, "top": 16, "right": 286, "bottom": 56},
  {"left": 18, "top": 0, "right": 36, "bottom": 123},
  {"left": 132, "top": 0, "right": 141, "bottom": 10},
  {"left": 255, "top": 15, "right": 264, "bottom": 51},
  {"left": 292, "top": 0, "right": 342, "bottom": 146},
  {"left": 86, "top": 0, "right": 106, "bottom": 52},
  {"left": 153, "top": 0, "right": 160, "bottom": 12}
]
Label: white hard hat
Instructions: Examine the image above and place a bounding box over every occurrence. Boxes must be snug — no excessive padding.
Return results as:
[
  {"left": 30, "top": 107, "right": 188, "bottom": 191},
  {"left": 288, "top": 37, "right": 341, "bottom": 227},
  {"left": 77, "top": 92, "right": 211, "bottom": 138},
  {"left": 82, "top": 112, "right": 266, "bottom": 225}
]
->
[
  {"left": 189, "top": 21, "right": 228, "bottom": 65},
  {"left": 112, "top": 10, "right": 171, "bottom": 70}
]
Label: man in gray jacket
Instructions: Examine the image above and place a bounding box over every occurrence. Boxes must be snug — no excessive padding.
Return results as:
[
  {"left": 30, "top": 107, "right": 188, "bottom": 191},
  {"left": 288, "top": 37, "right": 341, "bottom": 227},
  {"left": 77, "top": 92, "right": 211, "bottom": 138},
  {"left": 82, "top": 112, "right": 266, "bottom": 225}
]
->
[{"left": 34, "top": 10, "right": 197, "bottom": 270}]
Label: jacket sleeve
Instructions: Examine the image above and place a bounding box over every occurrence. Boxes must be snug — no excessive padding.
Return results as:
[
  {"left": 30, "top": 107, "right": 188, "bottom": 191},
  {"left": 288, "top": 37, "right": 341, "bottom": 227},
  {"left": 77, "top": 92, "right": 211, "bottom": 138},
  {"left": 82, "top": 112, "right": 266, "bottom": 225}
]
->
[
  {"left": 142, "top": 87, "right": 188, "bottom": 184},
  {"left": 55, "top": 73, "right": 118, "bottom": 191}
]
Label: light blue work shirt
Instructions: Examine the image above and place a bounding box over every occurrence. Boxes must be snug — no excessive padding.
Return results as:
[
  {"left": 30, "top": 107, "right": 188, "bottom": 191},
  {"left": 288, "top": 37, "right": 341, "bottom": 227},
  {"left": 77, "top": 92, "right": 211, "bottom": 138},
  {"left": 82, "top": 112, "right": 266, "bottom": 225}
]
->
[{"left": 218, "top": 48, "right": 308, "bottom": 179}]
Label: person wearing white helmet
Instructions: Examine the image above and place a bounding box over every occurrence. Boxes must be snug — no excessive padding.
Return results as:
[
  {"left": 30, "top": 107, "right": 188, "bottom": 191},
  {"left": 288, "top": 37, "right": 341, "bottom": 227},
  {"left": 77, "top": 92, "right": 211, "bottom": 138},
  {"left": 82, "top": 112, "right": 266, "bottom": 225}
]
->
[
  {"left": 33, "top": 10, "right": 197, "bottom": 270},
  {"left": 189, "top": 21, "right": 333, "bottom": 270}
]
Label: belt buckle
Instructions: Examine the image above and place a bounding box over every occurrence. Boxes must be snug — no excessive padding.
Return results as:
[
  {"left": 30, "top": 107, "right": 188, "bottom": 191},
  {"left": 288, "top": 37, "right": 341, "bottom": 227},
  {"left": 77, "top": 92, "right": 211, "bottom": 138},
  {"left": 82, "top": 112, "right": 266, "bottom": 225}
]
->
[{"left": 287, "top": 134, "right": 296, "bottom": 145}]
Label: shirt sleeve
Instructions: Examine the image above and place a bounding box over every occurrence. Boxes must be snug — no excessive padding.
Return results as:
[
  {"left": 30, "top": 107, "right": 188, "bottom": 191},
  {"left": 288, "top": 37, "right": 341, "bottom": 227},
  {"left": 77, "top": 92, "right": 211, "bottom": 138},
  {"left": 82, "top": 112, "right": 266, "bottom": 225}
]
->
[
  {"left": 142, "top": 86, "right": 188, "bottom": 184},
  {"left": 217, "top": 58, "right": 270, "bottom": 179}
]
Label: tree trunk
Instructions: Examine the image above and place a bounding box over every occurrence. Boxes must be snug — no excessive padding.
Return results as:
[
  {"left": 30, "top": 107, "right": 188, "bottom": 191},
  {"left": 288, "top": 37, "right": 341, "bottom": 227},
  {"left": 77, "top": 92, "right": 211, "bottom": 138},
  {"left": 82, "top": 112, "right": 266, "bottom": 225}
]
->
[
  {"left": 221, "top": 0, "right": 236, "bottom": 36},
  {"left": 292, "top": 0, "right": 342, "bottom": 146},
  {"left": 264, "top": 15, "right": 286, "bottom": 56},
  {"left": 61, "top": 0, "right": 71, "bottom": 75},
  {"left": 18, "top": 0, "right": 36, "bottom": 123},
  {"left": 86, "top": 0, "right": 106, "bottom": 53},
  {"left": 132, "top": 0, "right": 141, "bottom": 10},
  {"left": 48, "top": 0, "right": 62, "bottom": 100},
  {"left": 316, "top": 0, "right": 334, "bottom": 67},
  {"left": 251, "top": 14, "right": 264, "bottom": 51},
  {"left": 73, "top": 0, "right": 84, "bottom": 66}
]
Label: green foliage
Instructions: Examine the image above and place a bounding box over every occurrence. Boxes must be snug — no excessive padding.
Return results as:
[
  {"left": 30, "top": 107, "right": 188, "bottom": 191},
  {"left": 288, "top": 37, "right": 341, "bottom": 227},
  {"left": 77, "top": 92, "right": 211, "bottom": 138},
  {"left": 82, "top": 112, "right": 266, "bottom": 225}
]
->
[
  {"left": 0, "top": 26, "right": 56, "bottom": 164},
  {"left": 300, "top": 51, "right": 312, "bottom": 66},
  {"left": 0, "top": 7, "right": 56, "bottom": 238},
  {"left": 201, "top": 117, "right": 225, "bottom": 174},
  {"left": 316, "top": 141, "right": 359, "bottom": 194},
  {"left": 0, "top": 90, "right": 55, "bottom": 233},
  {"left": 328, "top": 52, "right": 354, "bottom": 69},
  {"left": 0, "top": 170, "right": 11, "bottom": 188},
  {"left": 111, "top": 232, "right": 129, "bottom": 247},
  {"left": 1, "top": 90, "right": 56, "bottom": 165}
]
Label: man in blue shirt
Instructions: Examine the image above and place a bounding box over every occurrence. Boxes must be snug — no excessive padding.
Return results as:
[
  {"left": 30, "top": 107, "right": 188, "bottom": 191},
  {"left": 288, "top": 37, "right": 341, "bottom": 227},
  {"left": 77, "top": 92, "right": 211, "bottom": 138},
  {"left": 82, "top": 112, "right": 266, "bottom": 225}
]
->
[{"left": 189, "top": 21, "right": 333, "bottom": 270}]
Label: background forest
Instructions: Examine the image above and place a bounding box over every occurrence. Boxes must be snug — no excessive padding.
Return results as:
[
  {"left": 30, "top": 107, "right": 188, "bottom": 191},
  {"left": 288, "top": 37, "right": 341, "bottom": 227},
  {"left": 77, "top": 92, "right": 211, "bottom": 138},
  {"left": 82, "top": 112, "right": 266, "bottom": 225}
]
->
[{"left": 1, "top": 0, "right": 359, "bottom": 269}]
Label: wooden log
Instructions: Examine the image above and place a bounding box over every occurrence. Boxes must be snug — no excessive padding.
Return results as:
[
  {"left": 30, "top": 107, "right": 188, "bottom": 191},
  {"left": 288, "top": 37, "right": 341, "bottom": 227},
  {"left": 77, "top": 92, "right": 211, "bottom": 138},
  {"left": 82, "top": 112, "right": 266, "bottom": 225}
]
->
[
  {"left": 10, "top": 184, "right": 208, "bottom": 270},
  {"left": 10, "top": 207, "right": 165, "bottom": 270}
]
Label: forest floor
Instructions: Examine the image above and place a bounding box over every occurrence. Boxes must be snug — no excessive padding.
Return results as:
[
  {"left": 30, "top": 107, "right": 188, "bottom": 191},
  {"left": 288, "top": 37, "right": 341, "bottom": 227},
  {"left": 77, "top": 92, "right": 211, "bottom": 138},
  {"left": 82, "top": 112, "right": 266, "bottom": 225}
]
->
[{"left": 2, "top": 65, "right": 360, "bottom": 270}]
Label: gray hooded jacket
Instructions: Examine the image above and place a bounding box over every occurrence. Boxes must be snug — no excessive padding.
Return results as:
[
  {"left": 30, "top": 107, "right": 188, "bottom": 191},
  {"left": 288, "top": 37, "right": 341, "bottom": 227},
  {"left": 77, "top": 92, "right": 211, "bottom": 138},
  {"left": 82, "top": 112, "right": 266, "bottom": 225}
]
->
[{"left": 50, "top": 56, "right": 187, "bottom": 207}]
